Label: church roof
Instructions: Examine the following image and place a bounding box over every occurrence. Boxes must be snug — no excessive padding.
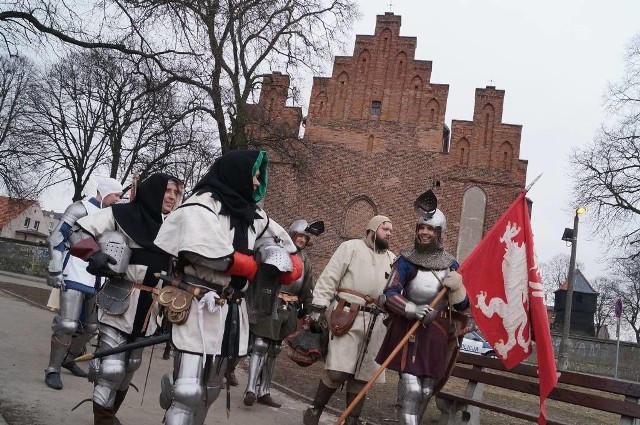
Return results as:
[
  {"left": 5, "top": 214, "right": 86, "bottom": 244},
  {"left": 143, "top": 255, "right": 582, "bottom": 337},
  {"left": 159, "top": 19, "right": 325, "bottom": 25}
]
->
[{"left": 557, "top": 269, "right": 596, "bottom": 294}]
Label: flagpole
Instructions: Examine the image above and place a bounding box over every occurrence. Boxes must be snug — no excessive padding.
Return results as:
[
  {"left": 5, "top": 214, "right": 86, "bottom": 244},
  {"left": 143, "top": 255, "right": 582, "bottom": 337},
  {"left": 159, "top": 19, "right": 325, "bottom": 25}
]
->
[
  {"left": 615, "top": 315, "right": 621, "bottom": 378},
  {"left": 525, "top": 173, "right": 543, "bottom": 191}
]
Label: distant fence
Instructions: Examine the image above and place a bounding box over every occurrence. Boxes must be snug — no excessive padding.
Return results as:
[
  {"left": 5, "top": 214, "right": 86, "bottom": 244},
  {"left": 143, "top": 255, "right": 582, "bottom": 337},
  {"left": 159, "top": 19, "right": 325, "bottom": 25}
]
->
[{"left": 0, "top": 238, "right": 48, "bottom": 278}]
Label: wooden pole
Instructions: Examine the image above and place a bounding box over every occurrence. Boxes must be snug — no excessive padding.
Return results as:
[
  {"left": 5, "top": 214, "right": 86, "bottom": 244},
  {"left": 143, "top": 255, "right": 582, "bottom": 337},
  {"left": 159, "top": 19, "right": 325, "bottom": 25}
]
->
[{"left": 334, "top": 287, "right": 448, "bottom": 425}]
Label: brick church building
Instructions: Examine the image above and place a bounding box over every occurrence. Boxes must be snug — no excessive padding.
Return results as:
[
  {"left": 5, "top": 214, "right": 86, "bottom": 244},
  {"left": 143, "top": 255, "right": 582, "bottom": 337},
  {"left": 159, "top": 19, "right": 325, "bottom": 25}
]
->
[{"left": 248, "top": 12, "right": 529, "bottom": 271}]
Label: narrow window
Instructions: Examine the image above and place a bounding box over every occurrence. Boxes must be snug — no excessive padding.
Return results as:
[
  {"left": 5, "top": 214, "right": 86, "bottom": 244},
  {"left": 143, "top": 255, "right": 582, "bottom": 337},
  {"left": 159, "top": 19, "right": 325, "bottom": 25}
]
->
[
  {"left": 371, "top": 101, "right": 382, "bottom": 116},
  {"left": 23, "top": 217, "right": 30, "bottom": 228},
  {"left": 34, "top": 220, "right": 40, "bottom": 231}
]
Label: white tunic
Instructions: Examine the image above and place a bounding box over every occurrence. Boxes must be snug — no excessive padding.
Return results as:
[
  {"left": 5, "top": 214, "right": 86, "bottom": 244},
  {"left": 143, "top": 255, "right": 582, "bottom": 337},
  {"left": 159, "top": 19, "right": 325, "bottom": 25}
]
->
[
  {"left": 63, "top": 199, "right": 100, "bottom": 289},
  {"left": 312, "top": 239, "right": 395, "bottom": 382},
  {"left": 154, "top": 193, "right": 295, "bottom": 355},
  {"left": 76, "top": 208, "right": 161, "bottom": 336}
]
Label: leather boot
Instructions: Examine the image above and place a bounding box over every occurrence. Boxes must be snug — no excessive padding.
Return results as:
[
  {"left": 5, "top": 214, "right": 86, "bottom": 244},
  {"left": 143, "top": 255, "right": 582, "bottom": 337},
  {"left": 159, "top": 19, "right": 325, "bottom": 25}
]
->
[
  {"left": 93, "top": 401, "right": 116, "bottom": 425},
  {"left": 45, "top": 372, "right": 63, "bottom": 390},
  {"left": 346, "top": 391, "right": 366, "bottom": 418},
  {"left": 257, "top": 393, "right": 281, "bottom": 408},
  {"left": 302, "top": 381, "right": 337, "bottom": 425}
]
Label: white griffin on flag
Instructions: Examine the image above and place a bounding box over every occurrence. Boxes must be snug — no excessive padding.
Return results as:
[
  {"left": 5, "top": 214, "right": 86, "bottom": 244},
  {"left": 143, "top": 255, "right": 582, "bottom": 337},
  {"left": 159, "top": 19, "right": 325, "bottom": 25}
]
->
[
  {"left": 458, "top": 190, "right": 557, "bottom": 424},
  {"left": 475, "top": 221, "right": 544, "bottom": 358}
]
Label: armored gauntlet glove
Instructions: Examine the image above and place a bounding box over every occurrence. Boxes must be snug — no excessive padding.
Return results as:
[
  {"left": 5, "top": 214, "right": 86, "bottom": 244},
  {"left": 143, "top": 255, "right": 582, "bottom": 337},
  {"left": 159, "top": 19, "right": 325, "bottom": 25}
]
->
[
  {"left": 86, "top": 251, "right": 118, "bottom": 277},
  {"left": 47, "top": 271, "right": 65, "bottom": 289},
  {"left": 308, "top": 304, "right": 326, "bottom": 332},
  {"left": 404, "top": 301, "right": 429, "bottom": 320}
]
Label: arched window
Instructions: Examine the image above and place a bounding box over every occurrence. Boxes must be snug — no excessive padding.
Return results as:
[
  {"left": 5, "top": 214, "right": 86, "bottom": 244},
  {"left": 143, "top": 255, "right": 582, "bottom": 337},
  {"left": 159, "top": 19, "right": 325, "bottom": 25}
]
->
[
  {"left": 458, "top": 137, "right": 470, "bottom": 166},
  {"left": 315, "top": 91, "right": 328, "bottom": 117},
  {"left": 482, "top": 103, "right": 495, "bottom": 146},
  {"left": 499, "top": 141, "right": 514, "bottom": 170},
  {"left": 456, "top": 186, "right": 487, "bottom": 262},
  {"left": 342, "top": 196, "right": 377, "bottom": 239},
  {"left": 426, "top": 98, "right": 439, "bottom": 123},
  {"left": 371, "top": 101, "right": 382, "bottom": 116}
]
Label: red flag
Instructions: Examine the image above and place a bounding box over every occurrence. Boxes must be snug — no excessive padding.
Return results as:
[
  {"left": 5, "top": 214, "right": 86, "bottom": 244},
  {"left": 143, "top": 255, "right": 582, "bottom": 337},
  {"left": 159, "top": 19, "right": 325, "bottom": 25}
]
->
[{"left": 458, "top": 191, "right": 558, "bottom": 424}]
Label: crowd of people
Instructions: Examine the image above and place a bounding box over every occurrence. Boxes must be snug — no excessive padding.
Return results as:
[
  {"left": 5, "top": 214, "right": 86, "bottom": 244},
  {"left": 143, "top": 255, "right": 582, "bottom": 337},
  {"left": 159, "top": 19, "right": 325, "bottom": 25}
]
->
[{"left": 44, "top": 150, "right": 470, "bottom": 425}]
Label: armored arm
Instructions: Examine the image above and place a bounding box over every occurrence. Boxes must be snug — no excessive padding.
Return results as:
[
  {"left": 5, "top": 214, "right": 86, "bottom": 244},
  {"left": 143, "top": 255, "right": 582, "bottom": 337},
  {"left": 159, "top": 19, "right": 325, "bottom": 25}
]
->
[{"left": 47, "top": 201, "right": 88, "bottom": 288}]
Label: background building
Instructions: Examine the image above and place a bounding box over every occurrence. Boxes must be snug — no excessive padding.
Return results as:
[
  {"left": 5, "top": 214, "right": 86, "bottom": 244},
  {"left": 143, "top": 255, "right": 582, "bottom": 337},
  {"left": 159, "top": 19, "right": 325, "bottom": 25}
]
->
[
  {"left": 251, "top": 12, "right": 528, "bottom": 271},
  {"left": 0, "top": 197, "right": 59, "bottom": 244}
]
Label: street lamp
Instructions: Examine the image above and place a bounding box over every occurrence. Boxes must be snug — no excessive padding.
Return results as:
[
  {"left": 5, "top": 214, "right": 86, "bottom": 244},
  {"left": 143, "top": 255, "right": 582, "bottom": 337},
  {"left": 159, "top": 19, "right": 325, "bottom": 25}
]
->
[{"left": 557, "top": 206, "right": 586, "bottom": 371}]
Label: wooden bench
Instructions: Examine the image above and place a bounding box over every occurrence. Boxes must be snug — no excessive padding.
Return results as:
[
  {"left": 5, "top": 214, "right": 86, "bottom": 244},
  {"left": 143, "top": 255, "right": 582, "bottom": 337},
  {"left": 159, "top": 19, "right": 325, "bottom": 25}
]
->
[{"left": 435, "top": 351, "right": 640, "bottom": 425}]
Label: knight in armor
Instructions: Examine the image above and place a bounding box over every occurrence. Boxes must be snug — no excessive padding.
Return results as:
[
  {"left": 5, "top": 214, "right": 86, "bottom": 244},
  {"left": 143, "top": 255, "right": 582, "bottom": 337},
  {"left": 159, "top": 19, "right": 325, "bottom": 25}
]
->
[
  {"left": 242, "top": 219, "right": 324, "bottom": 408},
  {"left": 303, "top": 215, "right": 394, "bottom": 425},
  {"left": 375, "top": 191, "right": 469, "bottom": 425},
  {"left": 69, "top": 173, "right": 183, "bottom": 425},
  {"left": 153, "top": 150, "right": 303, "bottom": 425},
  {"left": 44, "top": 177, "right": 123, "bottom": 390}
]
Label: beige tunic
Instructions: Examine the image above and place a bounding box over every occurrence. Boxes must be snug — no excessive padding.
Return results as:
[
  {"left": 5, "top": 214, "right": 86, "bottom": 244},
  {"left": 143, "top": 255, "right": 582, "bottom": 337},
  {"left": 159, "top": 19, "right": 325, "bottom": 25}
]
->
[
  {"left": 76, "top": 208, "right": 161, "bottom": 336},
  {"left": 312, "top": 239, "right": 395, "bottom": 382},
  {"left": 153, "top": 193, "right": 295, "bottom": 355}
]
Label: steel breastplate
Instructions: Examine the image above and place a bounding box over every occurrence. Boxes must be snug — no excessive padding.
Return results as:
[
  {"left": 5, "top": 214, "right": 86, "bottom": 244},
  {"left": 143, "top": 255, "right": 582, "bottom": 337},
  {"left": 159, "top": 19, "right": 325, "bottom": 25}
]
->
[
  {"left": 405, "top": 269, "right": 446, "bottom": 305},
  {"left": 279, "top": 266, "right": 305, "bottom": 295}
]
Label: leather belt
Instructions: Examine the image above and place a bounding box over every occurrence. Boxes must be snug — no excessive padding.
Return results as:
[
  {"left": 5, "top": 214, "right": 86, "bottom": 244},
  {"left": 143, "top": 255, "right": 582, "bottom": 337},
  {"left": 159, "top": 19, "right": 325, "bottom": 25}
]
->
[
  {"left": 133, "top": 282, "right": 160, "bottom": 295},
  {"left": 337, "top": 288, "right": 376, "bottom": 304},
  {"left": 342, "top": 300, "right": 376, "bottom": 313},
  {"left": 160, "top": 274, "right": 244, "bottom": 304}
]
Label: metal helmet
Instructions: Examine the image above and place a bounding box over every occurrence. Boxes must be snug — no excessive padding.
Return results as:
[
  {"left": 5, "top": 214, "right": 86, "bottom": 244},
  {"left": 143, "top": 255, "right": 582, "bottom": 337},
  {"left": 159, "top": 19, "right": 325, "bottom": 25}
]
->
[
  {"left": 289, "top": 219, "right": 325, "bottom": 238},
  {"left": 289, "top": 219, "right": 310, "bottom": 237},
  {"left": 416, "top": 208, "right": 447, "bottom": 234},
  {"left": 97, "top": 230, "right": 132, "bottom": 275},
  {"left": 254, "top": 236, "right": 293, "bottom": 272}
]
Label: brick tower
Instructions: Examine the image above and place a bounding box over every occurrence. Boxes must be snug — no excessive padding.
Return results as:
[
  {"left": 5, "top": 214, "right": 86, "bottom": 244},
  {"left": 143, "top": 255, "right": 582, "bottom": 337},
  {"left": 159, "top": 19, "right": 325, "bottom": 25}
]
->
[{"left": 258, "top": 13, "right": 528, "bottom": 271}]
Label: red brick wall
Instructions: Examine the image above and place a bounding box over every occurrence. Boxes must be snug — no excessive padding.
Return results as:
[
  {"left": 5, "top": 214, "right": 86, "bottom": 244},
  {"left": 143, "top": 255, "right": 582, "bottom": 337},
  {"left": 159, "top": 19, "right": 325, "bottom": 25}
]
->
[{"left": 257, "top": 13, "right": 528, "bottom": 274}]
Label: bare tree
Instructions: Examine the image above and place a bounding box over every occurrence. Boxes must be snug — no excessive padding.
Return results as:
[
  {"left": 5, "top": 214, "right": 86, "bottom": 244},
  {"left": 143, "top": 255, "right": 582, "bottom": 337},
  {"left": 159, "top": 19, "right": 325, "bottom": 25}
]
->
[
  {"left": 0, "top": 54, "right": 41, "bottom": 197},
  {"left": 27, "top": 49, "right": 213, "bottom": 200},
  {"left": 538, "top": 254, "right": 584, "bottom": 306},
  {"left": 570, "top": 33, "right": 640, "bottom": 258},
  {"left": 27, "top": 51, "right": 113, "bottom": 201},
  {"left": 591, "top": 276, "right": 619, "bottom": 338},
  {"left": 1, "top": 0, "right": 359, "bottom": 152},
  {"left": 613, "top": 258, "right": 640, "bottom": 343}
]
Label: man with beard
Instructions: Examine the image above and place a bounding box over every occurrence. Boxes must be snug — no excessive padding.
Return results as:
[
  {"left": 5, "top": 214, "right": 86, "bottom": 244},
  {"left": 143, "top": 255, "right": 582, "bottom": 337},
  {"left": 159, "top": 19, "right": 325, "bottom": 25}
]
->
[
  {"left": 69, "top": 173, "right": 183, "bottom": 425},
  {"left": 375, "top": 195, "right": 469, "bottom": 425},
  {"left": 303, "top": 215, "right": 394, "bottom": 425},
  {"left": 44, "top": 177, "right": 123, "bottom": 390},
  {"left": 153, "top": 150, "right": 302, "bottom": 425}
]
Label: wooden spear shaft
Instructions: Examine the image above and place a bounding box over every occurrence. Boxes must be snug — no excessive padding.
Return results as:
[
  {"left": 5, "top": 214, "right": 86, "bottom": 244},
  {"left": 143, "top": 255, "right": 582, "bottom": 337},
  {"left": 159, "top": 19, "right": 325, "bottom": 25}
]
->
[{"left": 334, "top": 287, "right": 448, "bottom": 425}]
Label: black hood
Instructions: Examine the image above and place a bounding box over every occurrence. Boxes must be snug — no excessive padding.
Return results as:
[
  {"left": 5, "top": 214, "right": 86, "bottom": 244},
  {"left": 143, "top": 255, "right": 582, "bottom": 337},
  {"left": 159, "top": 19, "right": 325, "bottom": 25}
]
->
[{"left": 112, "top": 173, "right": 176, "bottom": 252}]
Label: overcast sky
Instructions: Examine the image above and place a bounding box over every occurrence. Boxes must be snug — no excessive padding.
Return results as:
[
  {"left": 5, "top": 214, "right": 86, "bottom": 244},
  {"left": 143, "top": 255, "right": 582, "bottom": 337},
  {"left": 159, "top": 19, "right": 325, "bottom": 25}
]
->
[
  {"left": 343, "top": 0, "right": 639, "bottom": 283},
  {"left": 39, "top": 0, "right": 640, "bottom": 284}
]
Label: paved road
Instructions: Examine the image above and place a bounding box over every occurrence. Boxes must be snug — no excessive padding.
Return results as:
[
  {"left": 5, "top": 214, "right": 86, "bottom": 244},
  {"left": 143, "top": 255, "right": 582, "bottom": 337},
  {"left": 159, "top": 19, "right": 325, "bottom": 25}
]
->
[{"left": 0, "top": 273, "right": 338, "bottom": 425}]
